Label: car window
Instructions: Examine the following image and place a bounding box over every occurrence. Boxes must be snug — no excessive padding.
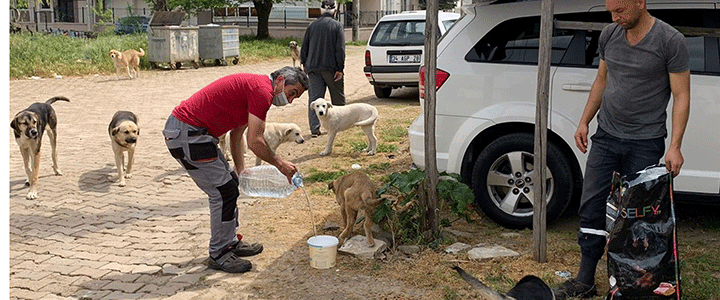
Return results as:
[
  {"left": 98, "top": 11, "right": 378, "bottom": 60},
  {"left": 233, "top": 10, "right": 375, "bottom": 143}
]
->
[
  {"left": 465, "top": 16, "right": 573, "bottom": 64},
  {"left": 442, "top": 19, "right": 457, "bottom": 32},
  {"left": 650, "top": 9, "right": 720, "bottom": 75},
  {"left": 467, "top": 9, "right": 719, "bottom": 74},
  {"left": 369, "top": 20, "right": 427, "bottom": 46}
]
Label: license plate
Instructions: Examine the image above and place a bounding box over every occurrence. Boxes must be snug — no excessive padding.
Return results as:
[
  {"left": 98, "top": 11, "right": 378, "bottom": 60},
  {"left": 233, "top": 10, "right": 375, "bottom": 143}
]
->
[{"left": 389, "top": 54, "right": 420, "bottom": 63}]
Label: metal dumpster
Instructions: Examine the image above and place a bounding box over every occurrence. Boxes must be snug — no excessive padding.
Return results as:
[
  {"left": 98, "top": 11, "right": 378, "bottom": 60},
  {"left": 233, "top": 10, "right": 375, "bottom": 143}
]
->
[
  {"left": 199, "top": 24, "right": 240, "bottom": 66},
  {"left": 147, "top": 11, "right": 199, "bottom": 70}
]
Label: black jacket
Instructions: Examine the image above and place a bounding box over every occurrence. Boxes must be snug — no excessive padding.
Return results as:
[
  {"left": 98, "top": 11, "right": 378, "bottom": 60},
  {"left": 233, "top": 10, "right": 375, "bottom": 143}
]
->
[{"left": 300, "top": 13, "right": 345, "bottom": 73}]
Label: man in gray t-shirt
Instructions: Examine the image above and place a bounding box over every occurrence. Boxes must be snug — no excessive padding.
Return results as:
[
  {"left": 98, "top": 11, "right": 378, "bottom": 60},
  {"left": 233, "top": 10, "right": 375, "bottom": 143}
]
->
[{"left": 554, "top": 0, "right": 690, "bottom": 299}]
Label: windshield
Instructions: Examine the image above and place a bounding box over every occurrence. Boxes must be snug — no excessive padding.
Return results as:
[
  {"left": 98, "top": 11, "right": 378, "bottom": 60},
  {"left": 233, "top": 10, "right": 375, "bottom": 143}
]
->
[{"left": 369, "top": 20, "right": 427, "bottom": 46}]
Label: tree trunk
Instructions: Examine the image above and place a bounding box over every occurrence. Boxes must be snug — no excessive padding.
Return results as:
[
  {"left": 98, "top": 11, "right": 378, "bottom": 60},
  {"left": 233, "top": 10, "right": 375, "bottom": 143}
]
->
[{"left": 253, "top": 0, "right": 273, "bottom": 40}]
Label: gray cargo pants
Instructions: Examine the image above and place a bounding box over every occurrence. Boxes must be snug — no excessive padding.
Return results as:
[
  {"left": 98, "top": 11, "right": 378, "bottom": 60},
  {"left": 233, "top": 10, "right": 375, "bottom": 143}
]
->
[{"left": 163, "top": 115, "right": 240, "bottom": 258}]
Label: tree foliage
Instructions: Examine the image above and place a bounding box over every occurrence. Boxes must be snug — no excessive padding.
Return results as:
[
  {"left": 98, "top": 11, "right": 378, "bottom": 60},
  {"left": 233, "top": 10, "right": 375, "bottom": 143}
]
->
[
  {"left": 418, "top": 0, "right": 457, "bottom": 11},
  {"left": 144, "top": 0, "right": 283, "bottom": 39}
]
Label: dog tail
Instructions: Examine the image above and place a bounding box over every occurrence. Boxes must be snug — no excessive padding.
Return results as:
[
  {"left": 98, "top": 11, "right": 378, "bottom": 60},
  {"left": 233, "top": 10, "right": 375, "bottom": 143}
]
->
[
  {"left": 451, "top": 266, "right": 515, "bottom": 300},
  {"left": 45, "top": 96, "right": 70, "bottom": 105},
  {"left": 138, "top": 48, "right": 145, "bottom": 56},
  {"left": 353, "top": 106, "right": 378, "bottom": 127}
]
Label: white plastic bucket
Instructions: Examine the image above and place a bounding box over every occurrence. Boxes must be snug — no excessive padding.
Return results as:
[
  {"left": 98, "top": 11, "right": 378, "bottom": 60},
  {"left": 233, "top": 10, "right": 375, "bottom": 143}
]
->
[{"left": 307, "top": 235, "right": 339, "bottom": 269}]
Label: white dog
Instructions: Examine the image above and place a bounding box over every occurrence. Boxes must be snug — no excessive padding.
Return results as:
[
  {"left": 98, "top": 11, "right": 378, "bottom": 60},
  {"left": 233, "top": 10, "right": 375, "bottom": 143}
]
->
[
  {"left": 219, "top": 122, "right": 305, "bottom": 165},
  {"left": 310, "top": 98, "right": 378, "bottom": 156}
]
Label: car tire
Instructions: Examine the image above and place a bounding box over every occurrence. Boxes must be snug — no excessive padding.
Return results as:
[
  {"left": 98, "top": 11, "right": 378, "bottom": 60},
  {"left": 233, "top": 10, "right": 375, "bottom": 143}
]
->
[
  {"left": 471, "top": 133, "right": 573, "bottom": 229},
  {"left": 374, "top": 86, "right": 392, "bottom": 98}
]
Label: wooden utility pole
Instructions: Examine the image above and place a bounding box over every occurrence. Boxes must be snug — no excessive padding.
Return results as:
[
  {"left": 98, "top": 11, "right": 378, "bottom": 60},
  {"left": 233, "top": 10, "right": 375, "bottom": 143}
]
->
[
  {"left": 424, "top": 6, "right": 439, "bottom": 238},
  {"left": 352, "top": 0, "right": 359, "bottom": 41},
  {"left": 533, "top": 0, "right": 554, "bottom": 263}
]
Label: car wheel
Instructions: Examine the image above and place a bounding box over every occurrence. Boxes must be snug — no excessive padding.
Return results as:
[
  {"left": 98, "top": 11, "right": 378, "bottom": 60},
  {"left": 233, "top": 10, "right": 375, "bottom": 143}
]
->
[
  {"left": 471, "top": 133, "right": 573, "bottom": 229},
  {"left": 374, "top": 86, "right": 392, "bottom": 98}
]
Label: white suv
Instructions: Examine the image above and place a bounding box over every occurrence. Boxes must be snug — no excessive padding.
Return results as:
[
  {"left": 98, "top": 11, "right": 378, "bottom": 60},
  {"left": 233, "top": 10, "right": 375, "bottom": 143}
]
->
[
  {"left": 364, "top": 11, "right": 459, "bottom": 98},
  {"left": 409, "top": 0, "right": 720, "bottom": 228}
]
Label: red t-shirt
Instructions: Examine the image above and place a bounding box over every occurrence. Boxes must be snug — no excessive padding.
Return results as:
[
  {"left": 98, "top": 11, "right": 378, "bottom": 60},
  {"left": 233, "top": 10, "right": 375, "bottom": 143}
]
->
[{"left": 172, "top": 73, "right": 273, "bottom": 137}]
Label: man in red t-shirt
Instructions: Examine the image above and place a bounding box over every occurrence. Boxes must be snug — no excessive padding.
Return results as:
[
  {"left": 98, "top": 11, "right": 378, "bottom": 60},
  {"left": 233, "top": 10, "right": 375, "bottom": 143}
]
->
[{"left": 163, "top": 66, "right": 308, "bottom": 273}]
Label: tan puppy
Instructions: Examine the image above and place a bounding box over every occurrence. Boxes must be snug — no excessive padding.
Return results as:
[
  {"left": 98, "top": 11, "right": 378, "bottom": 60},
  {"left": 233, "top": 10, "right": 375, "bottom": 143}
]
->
[
  {"left": 218, "top": 122, "right": 305, "bottom": 165},
  {"left": 109, "top": 48, "right": 145, "bottom": 79},
  {"left": 11, "top": 96, "right": 69, "bottom": 199},
  {"left": 311, "top": 98, "right": 378, "bottom": 156},
  {"left": 289, "top": 41, "right": 300, "bottom": 67},
  {"left": 108, "top": 111, "right": 139, "bottom": 187},
  {"left": 328, "top": 171, "right": 383, "bottom": 247}
]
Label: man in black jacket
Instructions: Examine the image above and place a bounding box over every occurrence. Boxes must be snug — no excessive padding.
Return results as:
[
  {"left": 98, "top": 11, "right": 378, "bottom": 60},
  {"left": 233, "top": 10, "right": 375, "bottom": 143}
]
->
[{"left": 301, "top": 0, "right": 346, "bottom": 138}]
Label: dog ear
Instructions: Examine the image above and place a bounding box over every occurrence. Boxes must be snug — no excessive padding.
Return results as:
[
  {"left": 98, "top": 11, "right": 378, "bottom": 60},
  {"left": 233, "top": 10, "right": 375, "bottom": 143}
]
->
[
  {"left": 328, "top": 181, "right": 334, "bottom": 191},
  {"left": 136, "top": 127, "right": 140, "bottom": 135},
  {"left": 111, "top": 127, "right": 120, "bottom": 136},
  {"left": 10, "top": 118, "right": 17, "bottom": 131},
  {"left": 326, "top": 102, "right": 333, "bottom": 108}
]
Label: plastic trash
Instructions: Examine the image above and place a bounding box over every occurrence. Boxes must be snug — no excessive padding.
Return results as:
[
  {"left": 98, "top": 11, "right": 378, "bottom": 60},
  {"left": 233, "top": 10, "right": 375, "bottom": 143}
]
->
[{"left": 238, "top": 165, "right": 303, "bottom": 198}]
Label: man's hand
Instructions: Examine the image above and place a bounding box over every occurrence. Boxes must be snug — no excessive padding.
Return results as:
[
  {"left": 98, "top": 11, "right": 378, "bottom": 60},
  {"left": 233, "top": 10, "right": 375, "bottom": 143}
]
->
[
  {"left": 665, "top": 147, "right": 684, "bottom": 177},
  {"left": 275, "top": 159, "right": 298, "bottom": 183},
  {"left": 334, "top": 71, "right": 343, "bottom": 82},
  {"left": 574, "top": 124, "right": 590, "bottom": 154}
]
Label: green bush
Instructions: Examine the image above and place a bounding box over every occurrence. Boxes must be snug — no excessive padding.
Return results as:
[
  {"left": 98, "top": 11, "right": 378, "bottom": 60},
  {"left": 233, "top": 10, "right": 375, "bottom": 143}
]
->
[{"left": 374, "top": 169, "right": 476, "bottom": 246}]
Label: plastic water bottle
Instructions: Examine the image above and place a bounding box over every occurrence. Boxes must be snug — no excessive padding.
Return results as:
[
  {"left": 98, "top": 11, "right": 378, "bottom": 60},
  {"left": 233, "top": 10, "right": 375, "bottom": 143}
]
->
[{"left": 238, "top": 165, "right": 303, "bottom": 198}]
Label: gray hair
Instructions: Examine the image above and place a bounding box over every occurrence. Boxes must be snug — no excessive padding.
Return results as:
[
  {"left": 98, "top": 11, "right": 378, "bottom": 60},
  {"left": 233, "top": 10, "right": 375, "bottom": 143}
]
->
[{"left": 271, "top": 66, "right": 309, "bottom": 90}]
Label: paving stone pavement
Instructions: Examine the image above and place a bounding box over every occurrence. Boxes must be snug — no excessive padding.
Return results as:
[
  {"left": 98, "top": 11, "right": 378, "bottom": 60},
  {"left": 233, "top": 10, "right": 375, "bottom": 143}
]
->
[{"left": 8, "top": 46, "right": 375, "bottom": 300}]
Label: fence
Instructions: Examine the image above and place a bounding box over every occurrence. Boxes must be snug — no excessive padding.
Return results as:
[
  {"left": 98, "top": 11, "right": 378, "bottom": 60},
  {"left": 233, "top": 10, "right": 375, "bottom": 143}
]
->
[{"left": 210, "top": 6, "right": 399, "bottom": 29}]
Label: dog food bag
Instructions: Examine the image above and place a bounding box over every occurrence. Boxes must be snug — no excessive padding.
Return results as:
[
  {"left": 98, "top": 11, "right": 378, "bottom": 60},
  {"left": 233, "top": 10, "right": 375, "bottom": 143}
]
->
[{"left": 605, "top": 165, "right": 681, "bottom": 300}]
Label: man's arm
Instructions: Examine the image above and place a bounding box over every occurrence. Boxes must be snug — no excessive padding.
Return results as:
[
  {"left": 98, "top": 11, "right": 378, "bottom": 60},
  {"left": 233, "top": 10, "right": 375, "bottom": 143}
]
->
[
  {"left": 574, "top": 59, "right": 608, "bottom": 154},
  {"left": 665, "top": 70, "right": 690, "bottom": 176},
  {"left": 246, "top": 113, "right": 298, "bottom": 181},
  {"left": 229, "top": 125, "right": 247, "bottom": 173},
  {"left": 335, "top": 22, "right": 345, "bottom": 75},
  {"left": 300, "top": 26, "right": 310, "bottom": 66}
]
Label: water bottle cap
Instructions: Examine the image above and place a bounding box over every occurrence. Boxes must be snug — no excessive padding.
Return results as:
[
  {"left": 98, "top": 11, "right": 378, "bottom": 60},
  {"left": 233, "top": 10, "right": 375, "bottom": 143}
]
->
[{"left": 292, "top": 173, "right": 304, "bottom": 188}]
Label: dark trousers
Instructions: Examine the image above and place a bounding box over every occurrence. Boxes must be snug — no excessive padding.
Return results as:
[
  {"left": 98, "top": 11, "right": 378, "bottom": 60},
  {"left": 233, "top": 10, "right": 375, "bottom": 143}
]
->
[
  {"left": 578, "top": 127, "right": 665, "bottom": 264},
  {"left": 308, "top": 70, "right": 345, "bottom": 134}
]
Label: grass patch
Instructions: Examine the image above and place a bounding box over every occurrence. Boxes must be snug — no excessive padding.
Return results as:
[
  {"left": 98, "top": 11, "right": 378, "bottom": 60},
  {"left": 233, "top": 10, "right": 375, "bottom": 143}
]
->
[
  {"left": 381, "top": 125, "right": 408, "bottom": 142},
  {"left": 303, "top": 170, "right": 347, "bottom": 184},
  {"left": 367, "top": 162, "right": 392, "bottom": 172},
  {"left": 9, "top": 32, "right": 148, "bottom": 78},
  {"left": 349, "top": 141, "right": 397, "bottom": 153},
  {"left": 9, "top": 33, "right": 360, "bottom": 78}
]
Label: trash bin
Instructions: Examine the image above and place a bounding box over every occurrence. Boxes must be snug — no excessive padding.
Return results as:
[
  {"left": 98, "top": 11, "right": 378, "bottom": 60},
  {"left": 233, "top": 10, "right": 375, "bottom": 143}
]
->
[
  {"left": 199, "top": 24, "right": 240, "bottom": 66},
  {"left": 147, "top": 11, "right": 199, "bottom": 70}
]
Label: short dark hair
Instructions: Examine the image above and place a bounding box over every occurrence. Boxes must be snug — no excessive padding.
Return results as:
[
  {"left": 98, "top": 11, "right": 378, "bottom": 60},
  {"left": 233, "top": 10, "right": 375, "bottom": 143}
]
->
[{"left": 271, "top": 66, "right": 309, "bottom": 90}]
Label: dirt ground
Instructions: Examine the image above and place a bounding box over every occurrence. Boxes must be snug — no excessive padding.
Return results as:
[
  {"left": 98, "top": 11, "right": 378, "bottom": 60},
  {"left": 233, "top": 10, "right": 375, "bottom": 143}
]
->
[{"left": 9, "top": 45, "right": 719, "bottom": 300}]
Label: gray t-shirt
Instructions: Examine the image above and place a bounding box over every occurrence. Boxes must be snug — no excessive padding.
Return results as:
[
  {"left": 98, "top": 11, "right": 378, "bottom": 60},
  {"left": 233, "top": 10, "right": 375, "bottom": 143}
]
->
[{"left": 597, "top": 18, "right": 689, "bottom": 140}]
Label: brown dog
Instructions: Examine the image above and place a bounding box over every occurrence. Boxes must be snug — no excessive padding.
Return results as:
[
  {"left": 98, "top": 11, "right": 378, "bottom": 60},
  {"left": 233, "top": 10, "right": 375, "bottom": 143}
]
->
[
  {"left": 108, "top": 111, "right": 139, "bottom": 187},
  {"left": 10, "top": 96, "right": 70, "bottom": 199},
  {"left": 328, "top": 171, "right": 383, "bottom": 247},
  {"left": 289, "top": 41, "right": 300, "bottom": 67},
  {"left": 109, "top": 48, "right": 145, "bottom": 79}
]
